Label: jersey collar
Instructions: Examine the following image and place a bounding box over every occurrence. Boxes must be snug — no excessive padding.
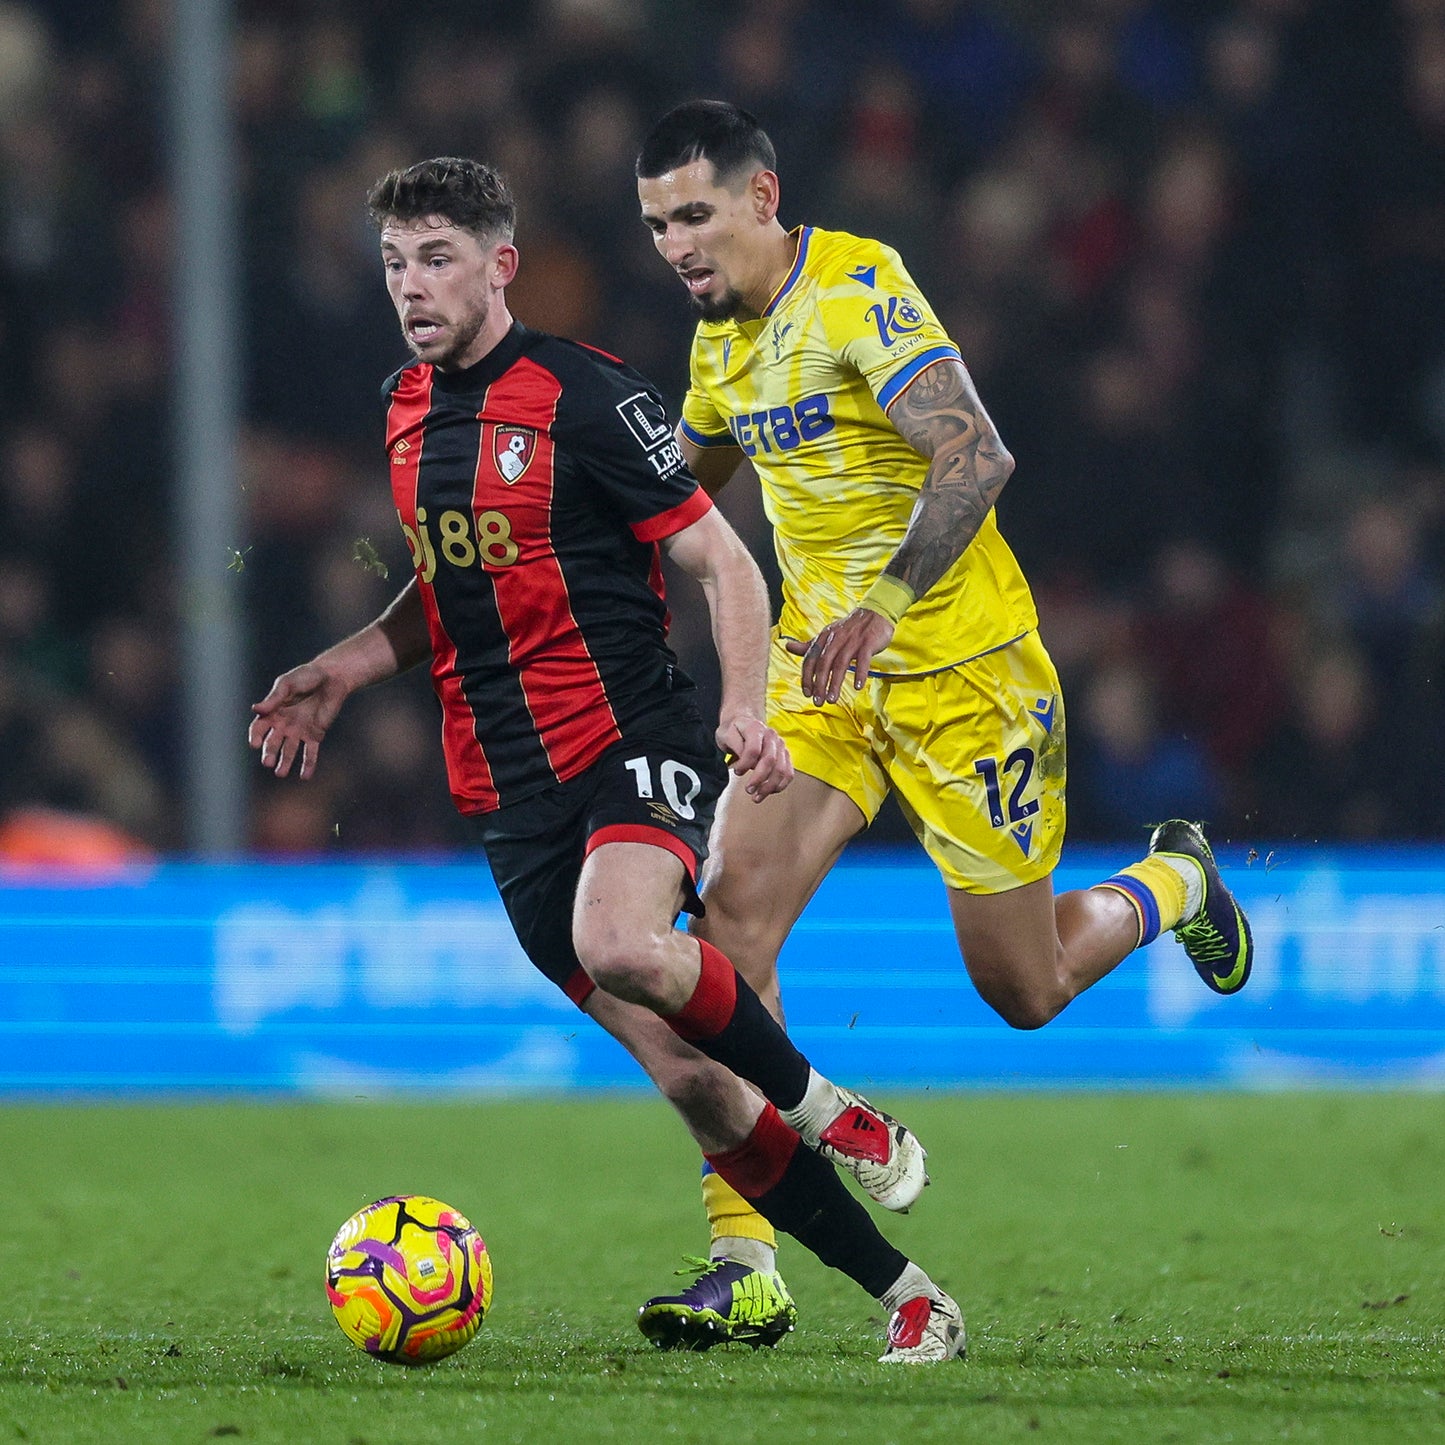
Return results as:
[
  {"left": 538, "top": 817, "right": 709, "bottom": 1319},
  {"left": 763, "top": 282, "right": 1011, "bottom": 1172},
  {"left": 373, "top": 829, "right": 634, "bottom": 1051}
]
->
[
  {"left": 761, "top": 226, "right": 812, "bottom": 319},
  {"left": 430, "top": 320, "right": 530, "bottom": 392}
]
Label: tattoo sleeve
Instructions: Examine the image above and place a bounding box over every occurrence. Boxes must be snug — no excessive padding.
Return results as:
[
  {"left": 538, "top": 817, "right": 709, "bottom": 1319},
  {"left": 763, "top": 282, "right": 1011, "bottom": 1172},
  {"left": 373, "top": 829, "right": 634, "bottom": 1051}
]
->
[{"left": 883, "top": 359, "right": 1015, "bottom": 600}]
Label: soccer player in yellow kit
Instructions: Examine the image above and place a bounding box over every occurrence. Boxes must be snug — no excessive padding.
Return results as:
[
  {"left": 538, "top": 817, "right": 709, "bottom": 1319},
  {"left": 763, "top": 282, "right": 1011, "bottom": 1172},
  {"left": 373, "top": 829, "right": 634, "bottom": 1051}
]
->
[{"left": 632, "top": 101, "right": 1255, "bottom": 1349}]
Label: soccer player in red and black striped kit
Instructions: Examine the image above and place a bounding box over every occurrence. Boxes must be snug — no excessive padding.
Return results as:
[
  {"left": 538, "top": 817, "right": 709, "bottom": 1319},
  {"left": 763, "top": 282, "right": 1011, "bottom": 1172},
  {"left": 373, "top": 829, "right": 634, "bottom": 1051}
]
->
[{"left": 249, "top": 157, "right": 964, "bottom": 1362}]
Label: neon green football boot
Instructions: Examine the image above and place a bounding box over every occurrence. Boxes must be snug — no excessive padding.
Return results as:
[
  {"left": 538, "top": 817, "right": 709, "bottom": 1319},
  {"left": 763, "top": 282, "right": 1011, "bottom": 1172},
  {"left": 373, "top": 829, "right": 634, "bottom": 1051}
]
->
[
  {"left": 1149, "top": 819, "right": 1253, "bottom": 994},
  {"left": 637, "top": 1257, "right": 797, "bottom": 1351}
]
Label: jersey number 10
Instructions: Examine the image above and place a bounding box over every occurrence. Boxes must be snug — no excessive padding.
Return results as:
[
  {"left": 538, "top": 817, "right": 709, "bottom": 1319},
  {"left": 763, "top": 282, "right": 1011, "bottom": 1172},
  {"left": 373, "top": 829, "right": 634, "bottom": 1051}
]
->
[{"left": 624, "top": 756, "right": 703, "bottom": 820}]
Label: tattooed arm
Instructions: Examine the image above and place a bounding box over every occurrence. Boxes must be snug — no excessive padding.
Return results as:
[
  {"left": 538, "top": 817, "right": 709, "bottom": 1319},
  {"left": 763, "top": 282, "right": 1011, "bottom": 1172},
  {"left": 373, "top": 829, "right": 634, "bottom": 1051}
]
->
[
  {"left": 788, "top": 358, "right": 1014, "bottom": 704},
  {"left": 877, "top": 359, "right": 1014, "bottom": 596}
]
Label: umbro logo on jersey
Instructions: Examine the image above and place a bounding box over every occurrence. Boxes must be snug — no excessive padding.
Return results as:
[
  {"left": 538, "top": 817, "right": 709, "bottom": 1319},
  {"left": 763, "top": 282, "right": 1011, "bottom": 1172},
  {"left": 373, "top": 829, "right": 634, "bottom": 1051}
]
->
[
  {"left": 847, "top": 264, "right": 877, "bottom": 288},
  {"left": 390, "top": 437, "right": 412, "bottom": 464},
  {"left": 617, "top": 391, "right": 673, "bottom": 452}
]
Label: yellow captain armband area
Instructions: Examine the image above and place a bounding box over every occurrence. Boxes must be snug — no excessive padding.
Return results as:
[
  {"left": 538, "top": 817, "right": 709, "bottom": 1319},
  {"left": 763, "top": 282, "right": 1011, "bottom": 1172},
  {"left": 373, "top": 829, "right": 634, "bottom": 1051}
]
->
[{"left": 858, "top": 574, "right": 917, "bottom": 627}]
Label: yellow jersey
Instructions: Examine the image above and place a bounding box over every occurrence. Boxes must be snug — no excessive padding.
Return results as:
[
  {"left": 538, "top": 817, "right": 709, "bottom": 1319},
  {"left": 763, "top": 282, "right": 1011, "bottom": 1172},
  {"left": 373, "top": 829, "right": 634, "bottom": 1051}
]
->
[{"left": 680, "top": 225, "right": 1037, "bottom": 676}]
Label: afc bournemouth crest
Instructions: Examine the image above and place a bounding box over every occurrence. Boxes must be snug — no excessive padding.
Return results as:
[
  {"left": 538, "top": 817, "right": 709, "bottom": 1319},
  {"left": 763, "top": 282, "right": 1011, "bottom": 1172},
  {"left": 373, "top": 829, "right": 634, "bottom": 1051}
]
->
[{"left": 494, "top": 426, "right": 536, "bottom": 484}]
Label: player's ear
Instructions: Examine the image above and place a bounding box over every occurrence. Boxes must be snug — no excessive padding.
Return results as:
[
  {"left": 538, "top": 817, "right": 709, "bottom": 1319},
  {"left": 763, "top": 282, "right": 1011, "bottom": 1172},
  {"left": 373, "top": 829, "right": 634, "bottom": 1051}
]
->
[
  {"left": 751, "top": 170, "right": 780, "bottom": 224},
  {"left": 491, "top": 242, "right": 520, "bottom": 288}
]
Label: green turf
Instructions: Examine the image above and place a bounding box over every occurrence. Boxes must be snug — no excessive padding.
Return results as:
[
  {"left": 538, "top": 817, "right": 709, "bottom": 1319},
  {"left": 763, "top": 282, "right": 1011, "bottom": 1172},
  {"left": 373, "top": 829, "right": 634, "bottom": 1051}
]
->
[{"left": 1, "top": 1093, "right": 1442, "bottom": 1444}]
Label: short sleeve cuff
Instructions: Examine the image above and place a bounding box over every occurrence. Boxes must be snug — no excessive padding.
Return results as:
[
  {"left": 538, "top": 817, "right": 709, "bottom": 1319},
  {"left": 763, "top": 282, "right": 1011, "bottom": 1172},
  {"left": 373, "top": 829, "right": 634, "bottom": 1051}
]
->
[
  {"left": 877, "top": 345, "right": 962, "bottom": 413},
  {"left": 631, "top": 486, "right": 714, "bottom": 543},
  {"left": 679, "top": 418, "right": 736, "bottom": 448}
]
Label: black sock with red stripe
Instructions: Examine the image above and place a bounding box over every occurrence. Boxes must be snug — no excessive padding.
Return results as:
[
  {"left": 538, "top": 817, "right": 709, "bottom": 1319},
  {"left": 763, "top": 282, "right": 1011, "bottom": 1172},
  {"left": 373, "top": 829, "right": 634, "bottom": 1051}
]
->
[
  {"left": 705, "top": 1104, "right": 908, "bottom": 1298},
  {"left": 665, "top": 939, "right": 811, "bottom": 1110}
]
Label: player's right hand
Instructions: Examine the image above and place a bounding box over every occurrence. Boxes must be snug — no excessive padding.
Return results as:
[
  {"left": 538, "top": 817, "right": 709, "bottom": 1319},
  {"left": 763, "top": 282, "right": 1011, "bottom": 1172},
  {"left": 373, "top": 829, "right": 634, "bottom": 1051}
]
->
[
  {"left": 787, "top": 606, "right": 896, "bottom": 703},
  {"left": 717, "top": 714, "right": 794, "bottom": 800},
  {"left": 248, "top": 662, "right": 349, "bottom": 781}
]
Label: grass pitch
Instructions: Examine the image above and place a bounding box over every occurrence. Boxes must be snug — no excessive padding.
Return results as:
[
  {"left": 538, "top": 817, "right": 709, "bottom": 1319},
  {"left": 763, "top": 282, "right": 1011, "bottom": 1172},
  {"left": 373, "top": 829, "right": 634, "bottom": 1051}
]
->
[{"left": 1, "top": 1093, "right": 1442, "bottom": 1445}]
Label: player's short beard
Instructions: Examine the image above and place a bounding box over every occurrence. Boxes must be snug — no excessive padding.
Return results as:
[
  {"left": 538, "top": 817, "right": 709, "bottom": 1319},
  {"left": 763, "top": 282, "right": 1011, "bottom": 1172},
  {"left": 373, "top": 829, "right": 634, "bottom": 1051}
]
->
[
  {"left": 692, "top": 286, "right": 746, "bottom": 323},
  {"left": 418, "top": 295, "right": 489, "bottom": 371}
]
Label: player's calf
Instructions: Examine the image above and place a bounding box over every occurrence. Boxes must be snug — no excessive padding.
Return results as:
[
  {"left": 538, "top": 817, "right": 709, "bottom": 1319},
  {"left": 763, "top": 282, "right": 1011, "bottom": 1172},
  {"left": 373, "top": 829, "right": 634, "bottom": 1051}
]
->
[{"left": 663, "top": 939, "right": 929, "bottom": 1208}]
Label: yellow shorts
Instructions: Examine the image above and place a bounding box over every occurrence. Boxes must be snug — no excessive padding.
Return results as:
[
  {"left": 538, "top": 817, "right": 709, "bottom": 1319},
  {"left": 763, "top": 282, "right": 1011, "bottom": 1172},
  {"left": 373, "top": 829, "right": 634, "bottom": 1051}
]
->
[{"left": 766, "top": 629, "right": 1066, "bottom": 894}]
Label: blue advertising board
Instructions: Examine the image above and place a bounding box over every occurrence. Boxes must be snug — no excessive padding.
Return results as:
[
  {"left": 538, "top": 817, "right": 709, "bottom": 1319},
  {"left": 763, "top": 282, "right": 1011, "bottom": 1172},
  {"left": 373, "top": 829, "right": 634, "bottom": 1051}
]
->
[{"left": 0, "top": 847, "right": 1441, "bottom": 1093}]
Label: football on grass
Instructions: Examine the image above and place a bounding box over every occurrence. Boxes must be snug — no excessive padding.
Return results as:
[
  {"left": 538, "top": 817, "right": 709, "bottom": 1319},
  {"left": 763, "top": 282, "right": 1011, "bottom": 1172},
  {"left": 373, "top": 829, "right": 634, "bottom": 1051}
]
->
[{"left": 326, "top": 1194, "right": 493, "bottom": 1364}]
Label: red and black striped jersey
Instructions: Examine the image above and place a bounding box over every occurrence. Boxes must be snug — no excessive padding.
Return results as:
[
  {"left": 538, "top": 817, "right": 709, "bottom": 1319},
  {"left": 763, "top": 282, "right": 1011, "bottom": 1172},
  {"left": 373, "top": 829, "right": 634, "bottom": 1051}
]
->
[{"left": 384, "top": 321, "right": 713, "bottom": 815}]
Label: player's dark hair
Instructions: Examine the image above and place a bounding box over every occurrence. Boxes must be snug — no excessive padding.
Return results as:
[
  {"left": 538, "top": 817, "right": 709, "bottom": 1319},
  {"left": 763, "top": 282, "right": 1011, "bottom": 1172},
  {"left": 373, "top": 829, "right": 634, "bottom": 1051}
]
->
[
  {"left": 635, "top": 100, "right": 776, "bottom": 185},
  {"left": 366, "top": 157, "right": 516, "bottom": 241}
]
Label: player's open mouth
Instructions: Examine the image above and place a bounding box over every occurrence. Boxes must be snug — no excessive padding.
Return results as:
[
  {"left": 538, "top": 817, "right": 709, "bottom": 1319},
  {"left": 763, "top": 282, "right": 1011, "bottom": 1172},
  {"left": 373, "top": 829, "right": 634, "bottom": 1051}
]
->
[
  {"left": 408, "top": 318, "right": 442, "bottom": 340},
  {"left": 680, "top": 268, "right": 714, "bottom": 295}
]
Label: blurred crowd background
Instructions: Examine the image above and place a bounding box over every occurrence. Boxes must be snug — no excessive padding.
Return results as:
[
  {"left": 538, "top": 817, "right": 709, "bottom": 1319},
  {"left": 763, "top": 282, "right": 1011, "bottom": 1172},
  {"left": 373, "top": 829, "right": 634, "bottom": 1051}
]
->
[{"left": 0, "top": 0, "right": 1442, "bottom": 863}]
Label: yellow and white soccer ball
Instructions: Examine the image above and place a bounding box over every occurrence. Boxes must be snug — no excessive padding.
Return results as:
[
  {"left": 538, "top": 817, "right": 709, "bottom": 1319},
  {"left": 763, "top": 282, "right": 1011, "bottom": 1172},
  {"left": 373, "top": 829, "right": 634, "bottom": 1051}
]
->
[{"left": 326, "top": 1195, "right": 493, "bottom": 1365}]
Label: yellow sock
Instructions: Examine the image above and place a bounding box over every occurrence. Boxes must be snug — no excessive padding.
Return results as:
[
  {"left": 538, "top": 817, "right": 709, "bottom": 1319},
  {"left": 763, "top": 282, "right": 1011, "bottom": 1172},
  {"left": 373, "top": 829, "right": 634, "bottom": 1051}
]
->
[
  {"left": 1094, "top": 855, "right": 1189, "bottom": 947},
  {"left": 702, "top": 1169, "right": 776, "bottom": 1248}
]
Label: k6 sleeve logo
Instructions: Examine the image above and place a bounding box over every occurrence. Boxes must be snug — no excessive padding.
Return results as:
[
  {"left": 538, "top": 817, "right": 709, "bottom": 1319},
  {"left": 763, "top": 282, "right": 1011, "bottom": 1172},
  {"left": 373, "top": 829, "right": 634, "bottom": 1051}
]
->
[{"left": 866, "top": 296, "right": 927, "bottom": 348}]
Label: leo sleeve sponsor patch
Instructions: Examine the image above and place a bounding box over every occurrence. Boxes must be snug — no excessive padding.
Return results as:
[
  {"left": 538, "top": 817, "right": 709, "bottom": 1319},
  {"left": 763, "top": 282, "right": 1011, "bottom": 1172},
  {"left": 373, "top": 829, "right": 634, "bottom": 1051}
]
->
[{"left": 616, "top": 391, "right": 674, "bottom": 452}]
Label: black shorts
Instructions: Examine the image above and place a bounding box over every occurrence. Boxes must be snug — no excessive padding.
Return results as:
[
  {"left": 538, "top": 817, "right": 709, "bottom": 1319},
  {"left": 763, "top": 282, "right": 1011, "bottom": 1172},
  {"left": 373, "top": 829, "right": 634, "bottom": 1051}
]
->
[{"left": 464, "top": 711, "right": 730, "bottom": 1009}]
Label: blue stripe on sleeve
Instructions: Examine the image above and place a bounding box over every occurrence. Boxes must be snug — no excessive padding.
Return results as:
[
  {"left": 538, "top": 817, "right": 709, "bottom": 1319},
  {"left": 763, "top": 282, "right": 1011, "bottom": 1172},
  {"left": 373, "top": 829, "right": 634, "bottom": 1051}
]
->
[
  {"left": 680, "top": 418, "right": 735, "bottom": 448},
  {"left": 877, "top": 344, "right": 961, "bottom": 413}
]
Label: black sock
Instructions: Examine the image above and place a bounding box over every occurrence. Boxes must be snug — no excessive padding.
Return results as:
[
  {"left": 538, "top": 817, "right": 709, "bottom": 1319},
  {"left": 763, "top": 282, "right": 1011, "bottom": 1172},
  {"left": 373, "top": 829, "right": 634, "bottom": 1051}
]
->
[
  {"left": 706, "top": 1104, "right": 907, "bottom": 1299},
  {"left": 666, "top": 938, "right": 810, "bottom": 1110}
]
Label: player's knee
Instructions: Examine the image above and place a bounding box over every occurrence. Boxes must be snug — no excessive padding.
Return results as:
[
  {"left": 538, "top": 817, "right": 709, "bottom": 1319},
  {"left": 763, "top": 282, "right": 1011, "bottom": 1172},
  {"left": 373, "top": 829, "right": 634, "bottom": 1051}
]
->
[
  {"left": 581, "top": 953, "right": 674, "bottom": 1010},
  {"left": 573, "top": 926, "right": 673, "bottom": 1009},
  {"left": 971, "top": 971, "right": 1067, "bottom": 1031},
  {"left": 994, "top": 995, "right": 1059, "bottom": 1031}
]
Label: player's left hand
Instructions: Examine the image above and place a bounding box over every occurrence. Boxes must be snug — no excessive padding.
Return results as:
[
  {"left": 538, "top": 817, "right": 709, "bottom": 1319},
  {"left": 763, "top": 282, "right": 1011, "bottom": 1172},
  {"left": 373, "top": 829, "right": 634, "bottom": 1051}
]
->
[
  {"left": 717, "top": 714, "right": 794, "bottom": 800},
  {"left": 786, "top": 607, "right": 895, "bottom": 704}
]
